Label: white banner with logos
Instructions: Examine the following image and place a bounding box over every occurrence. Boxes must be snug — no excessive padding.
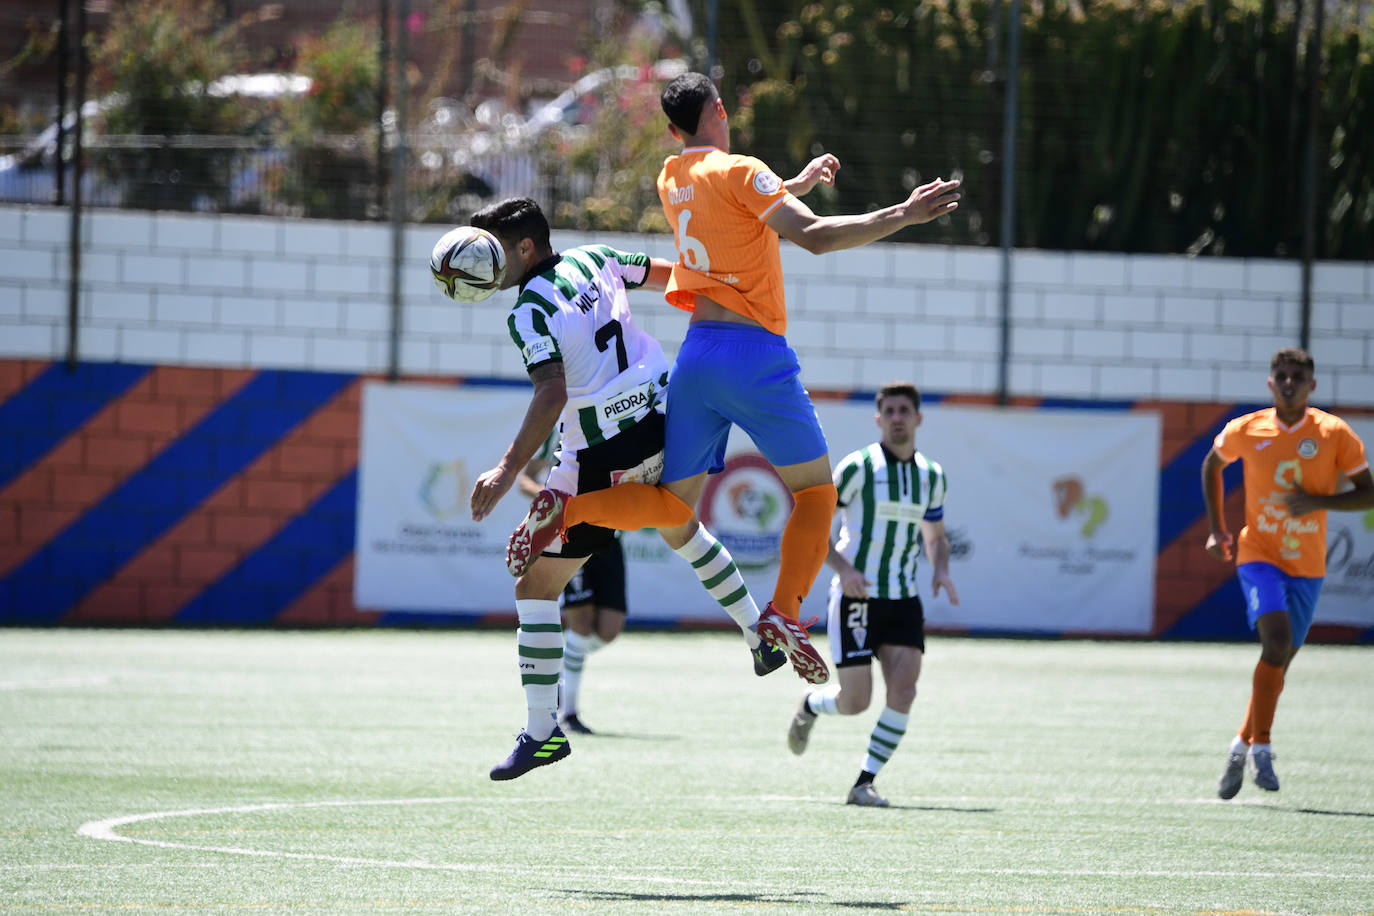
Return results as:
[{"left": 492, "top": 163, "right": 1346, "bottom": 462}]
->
[
  {"left": 354, "top": 381, "right": 537, "bottom": 611},
  {"left": 355, "top": 381, "right": 1162, "bottom": 634},
  {"left": 1316, "top": 416, "right": 1374, "bottom": 628}
]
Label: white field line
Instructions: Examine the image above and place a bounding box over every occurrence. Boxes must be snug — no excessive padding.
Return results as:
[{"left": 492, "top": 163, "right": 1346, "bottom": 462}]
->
[{"left": 72, "top": 796, "right": 1374, "bottom": 882}]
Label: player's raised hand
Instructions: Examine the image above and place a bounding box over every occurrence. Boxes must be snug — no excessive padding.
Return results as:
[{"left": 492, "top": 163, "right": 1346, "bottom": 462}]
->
[
  {"left": 788, "top": 153, "right": 841, "bottom": 196},
  {"left": 904, "top": 177, "right": 961, "bottom": 225},
  {"left": 1204, "top": 529, "right": 1234, "bottom": 562}
]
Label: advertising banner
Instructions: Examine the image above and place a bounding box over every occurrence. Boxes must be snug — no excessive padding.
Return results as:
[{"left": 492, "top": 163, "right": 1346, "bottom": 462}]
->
[
  {"left": 806, "top": 401, "right": 1161, "bottom": 634},
  {"left": 1316, "top": 416, "right": 1374, "bottom": 628},
  {"left": 354, "top": 381, "right": 535, "bottom": 612},
  {"left": 356, "top": 381, "right": 1162, "bottom": 634}
]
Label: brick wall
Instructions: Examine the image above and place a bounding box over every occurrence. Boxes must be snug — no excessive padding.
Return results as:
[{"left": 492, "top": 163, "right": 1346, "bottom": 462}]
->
[{"left": 1, "top": 205, "right": 1370, "bottom": 402}]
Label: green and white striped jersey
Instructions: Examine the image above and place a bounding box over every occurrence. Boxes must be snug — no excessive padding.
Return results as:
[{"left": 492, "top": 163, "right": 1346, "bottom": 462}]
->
[
  {"left": 832, "top": 443, "right": 948, "bottom": 600},
  {"left": 507, "top": 245, "right": 671, "bottom": 452}
]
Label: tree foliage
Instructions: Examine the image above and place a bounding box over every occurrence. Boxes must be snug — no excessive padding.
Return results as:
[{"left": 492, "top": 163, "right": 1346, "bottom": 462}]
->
[
  {"left": 709, "top": 0, "right": 1374, "bottom": 257},
  {"left": 89, "top": 0, "right": 254, "bottom": 211}
]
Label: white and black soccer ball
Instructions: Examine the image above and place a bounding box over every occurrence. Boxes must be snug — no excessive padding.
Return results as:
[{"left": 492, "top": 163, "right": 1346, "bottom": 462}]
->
[{"left": 429, "top": 225, "right": 506, "bottom": 302}]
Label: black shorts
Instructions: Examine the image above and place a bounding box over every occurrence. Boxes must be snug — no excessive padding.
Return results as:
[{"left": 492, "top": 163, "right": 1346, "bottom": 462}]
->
[
  {"left": 545, "top": 410, "right": 665, "bottom": 560},
  {"left": 561, "top": 538, "right": 627, "bottom": 613},
  {"left": 828, "top": 593, "right": 926, "bottom": 668}
]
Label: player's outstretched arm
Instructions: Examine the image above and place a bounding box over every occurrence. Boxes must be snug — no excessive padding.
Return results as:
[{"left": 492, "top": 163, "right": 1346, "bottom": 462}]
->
[
  {"left": 766, "top": 177, "right": 961, "bottom": 255},
  {"left": 640, "top": 257, "right": 676, "bottom": 293},
  {"left": 471, "top": 361, "right": 567, "bottom": 521}
]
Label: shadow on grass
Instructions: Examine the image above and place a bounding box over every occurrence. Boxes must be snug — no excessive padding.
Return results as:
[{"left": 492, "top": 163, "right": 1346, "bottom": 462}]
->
[
  {"left": 563, "top": 889, "right": 910, "bottom": 909},
  {"left": 1263, "top": 804, "right": 1374, "bottom": 819}
]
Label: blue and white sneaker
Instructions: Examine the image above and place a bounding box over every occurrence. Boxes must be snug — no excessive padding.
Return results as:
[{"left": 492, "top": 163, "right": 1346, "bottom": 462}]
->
[
  {"left": 489, "top": 727, "right": 571, "bottom": 781},
  {"left": 1249, "top": 746, "right": 1280, "bottom": 792}
]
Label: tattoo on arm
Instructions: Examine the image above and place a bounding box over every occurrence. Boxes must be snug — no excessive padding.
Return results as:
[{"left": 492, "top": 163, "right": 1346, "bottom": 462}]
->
[{"left": 528, "top": 361, "right": 565, "bottom": 385}]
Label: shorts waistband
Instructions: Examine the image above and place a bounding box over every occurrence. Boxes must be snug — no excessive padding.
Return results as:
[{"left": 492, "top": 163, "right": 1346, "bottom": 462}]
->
[{"left": 685, "top": 321, "right": 787, "bottom": 344}]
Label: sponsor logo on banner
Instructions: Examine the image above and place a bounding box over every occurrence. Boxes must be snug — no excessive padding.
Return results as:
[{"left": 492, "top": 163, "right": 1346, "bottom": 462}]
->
[
  {"left": 699, "top": 454, "right": 793, "bottom": 569},
  {"left": 1052, "top": 475, "right": 1109, "bottom": 538},
  {"left": 1022, "top": 474, "right": 1135, "bottom": 576},
  {"left": 420, "top": 460, "right": 468, "bottom": 520}
]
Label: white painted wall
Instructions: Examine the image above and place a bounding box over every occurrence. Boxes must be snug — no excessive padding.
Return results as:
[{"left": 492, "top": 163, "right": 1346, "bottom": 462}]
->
[{"left": 2, "top": 205, "right": 1370, "bottom": 404}]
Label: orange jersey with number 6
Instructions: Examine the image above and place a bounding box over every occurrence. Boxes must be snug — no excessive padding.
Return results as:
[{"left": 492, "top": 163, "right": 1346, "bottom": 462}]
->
[
  {"left": 657, "top": 146, "right": 792, "bottom": 335},
  {"left": 1213, "top": 406, "right": 1370, "bottom": 577}
]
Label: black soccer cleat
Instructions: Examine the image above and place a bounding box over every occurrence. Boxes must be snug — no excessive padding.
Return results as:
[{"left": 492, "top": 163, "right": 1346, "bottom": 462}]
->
[
  {"left": 489, "top": 728, "right": 571, "bottom": 781},
  {"left": 560, "top": 713, "right": 594, "bottom": 735},
  {"left": 752, "top": 640, "right": 788, "bottom": 676}
]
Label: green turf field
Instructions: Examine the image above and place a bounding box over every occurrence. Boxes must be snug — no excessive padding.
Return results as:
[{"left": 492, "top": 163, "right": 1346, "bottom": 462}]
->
[{"left": 2, "top": 628, "right": 1371, "bottom": 915}]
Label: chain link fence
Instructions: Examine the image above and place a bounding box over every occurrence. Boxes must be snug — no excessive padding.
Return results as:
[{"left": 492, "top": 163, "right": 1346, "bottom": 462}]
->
[{"left": 2, "top": 0, "right": 1372, "bottom": 257}]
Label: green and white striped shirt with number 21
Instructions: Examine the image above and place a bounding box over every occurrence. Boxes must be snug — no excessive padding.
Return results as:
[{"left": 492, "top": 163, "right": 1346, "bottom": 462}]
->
[{"left": 832, "top": 444, "right": 948, "bottom": 601}]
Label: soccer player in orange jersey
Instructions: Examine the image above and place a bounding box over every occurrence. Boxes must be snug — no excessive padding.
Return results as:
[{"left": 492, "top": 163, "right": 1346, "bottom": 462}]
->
[
  {"left": 1202, "top": 347, "right": 1373, "bottom": 799},
  {"left": 507, "top": 72, "right": 960, "bottom": 685}
]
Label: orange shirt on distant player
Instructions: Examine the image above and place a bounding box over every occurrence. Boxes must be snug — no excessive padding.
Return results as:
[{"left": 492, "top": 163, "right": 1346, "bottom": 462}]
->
[
  {"left": 657, "top": 147, "right": 792, "bottom": 335},
  {"left": 1213, "top": 407, "right": 1370, "bottom": 577}
]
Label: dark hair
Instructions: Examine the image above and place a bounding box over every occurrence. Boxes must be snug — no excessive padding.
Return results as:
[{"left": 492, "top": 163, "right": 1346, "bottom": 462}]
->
[
  {"left": 876, "top": 381, "right": 921, "bottom": 412},
  {"left": 471, "top": 197, "right": 551, "bottom": 252},
  {"left": 661, "top": 72, "right": 717, "bottom": 136},
  {"left": 1270, "top": 347, "right": 1314, "bottom": 374}
]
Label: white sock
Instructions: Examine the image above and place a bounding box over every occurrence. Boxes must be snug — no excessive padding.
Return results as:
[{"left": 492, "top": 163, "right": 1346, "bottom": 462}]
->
[
  {"left": 805, "top": 685, "right": 842, "bottom": 716},
  {"left": 561, "top": 630, "right": 589, "bottom": 717},
  {"left": 515, "top": 599, "right": 561, "bottom": 740},
  {"left": 1249, "top": 741, "right": 1272, "bottom": 755},
  {"left": 1229, "top": 735, "right": 1248, "bottom": 755},
  {"left": 861, "top": 706, "right": 909, "bottom": 776},
  {"left": 674, "top": 526, "right": 761, "bottom": 647},
  {"left": 586, "top": 634, "right": 608, "bottom": 654}
]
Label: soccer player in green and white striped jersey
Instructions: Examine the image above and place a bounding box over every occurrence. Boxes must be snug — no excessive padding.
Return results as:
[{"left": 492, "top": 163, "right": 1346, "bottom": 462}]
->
[
  {"left": 465, "top": 199, "right": 784, "bottom": 781},
  {"left": 786, "top": 381, "right": 960, "bottom": 807}
]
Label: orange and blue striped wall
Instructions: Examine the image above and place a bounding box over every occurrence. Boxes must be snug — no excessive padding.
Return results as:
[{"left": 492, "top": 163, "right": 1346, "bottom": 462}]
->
[{"left": 1, "top": 358, "right": 1369, "bottom": 642}]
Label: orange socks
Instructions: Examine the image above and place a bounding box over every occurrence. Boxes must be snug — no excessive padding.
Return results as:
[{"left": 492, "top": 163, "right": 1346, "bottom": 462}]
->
[
  {"left": 563, "top": 484, "right": 693, "bottom": 531},
  {"left": 771, "top": 482, "right": 839, "bottom": 619},
  {"left": 1242, "top": 659, "right": 1286, "bottom": 745}
]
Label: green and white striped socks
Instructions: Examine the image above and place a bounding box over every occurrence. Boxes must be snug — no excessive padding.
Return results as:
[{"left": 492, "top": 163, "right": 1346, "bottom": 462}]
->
[
  {"left": 673, "top": 525, "right": 761, "bottom": 647},
  {"left": 515, "top": 599, "right": 562, "bottom": 740},
  {"left": 862, "top": 706, "right": 909, "bottom": 776},
  {"left": 560, "top": 631, "right": 608, "bottom": 718}
]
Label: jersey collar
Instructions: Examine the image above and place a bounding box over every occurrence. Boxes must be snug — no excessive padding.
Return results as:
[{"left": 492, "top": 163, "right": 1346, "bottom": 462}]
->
[
  {"left": 1270, "top": 407, "right": 1312, "bottom": 434},
  {"left": 518, "top": 253, "right": 562, "bottom": 292}
]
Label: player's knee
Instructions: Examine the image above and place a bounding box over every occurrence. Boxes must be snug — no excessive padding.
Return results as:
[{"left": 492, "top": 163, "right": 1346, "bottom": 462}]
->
[
  {"left": 661, "top": 489, "right": 695, "bottom": 527},
  {"left": 835, "top": 693, "right": 870, "bottom": 716}
]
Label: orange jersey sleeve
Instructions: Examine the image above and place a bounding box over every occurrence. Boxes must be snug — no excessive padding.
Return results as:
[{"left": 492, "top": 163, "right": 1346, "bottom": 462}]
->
[
  {"left": 657, "top": 147, "right": 792, "bottom": 335},
  {"left": 1214, "top": 407, "right": 1368, "bottom": 577}
]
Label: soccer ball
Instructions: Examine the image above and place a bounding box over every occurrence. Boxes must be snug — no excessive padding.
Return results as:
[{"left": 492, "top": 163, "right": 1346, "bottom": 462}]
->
[{"left": 430, "top": 225, "right": 506, "bottom": 302}]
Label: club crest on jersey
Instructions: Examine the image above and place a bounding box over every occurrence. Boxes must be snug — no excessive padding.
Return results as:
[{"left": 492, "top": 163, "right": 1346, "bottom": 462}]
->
[
  {"left": 1297, "top": 437, "right": 1318, "bottom": 459},
  {"left": 752, "top": 170, "right": 782, "bottom": 195}
]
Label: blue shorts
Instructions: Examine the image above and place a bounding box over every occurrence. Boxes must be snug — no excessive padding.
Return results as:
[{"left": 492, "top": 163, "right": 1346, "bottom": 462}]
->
[
  {"left": 663, "top": 322, "right": 829, "bottom": 483},
  {"left": 1236, "top": 562, "right": 1324, "bottom": 648}
]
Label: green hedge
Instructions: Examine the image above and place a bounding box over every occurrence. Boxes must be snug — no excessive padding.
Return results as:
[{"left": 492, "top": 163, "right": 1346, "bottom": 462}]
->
[{"left": 717, "top": 0, "right": 1373, "bottom": 258}]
